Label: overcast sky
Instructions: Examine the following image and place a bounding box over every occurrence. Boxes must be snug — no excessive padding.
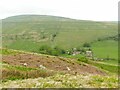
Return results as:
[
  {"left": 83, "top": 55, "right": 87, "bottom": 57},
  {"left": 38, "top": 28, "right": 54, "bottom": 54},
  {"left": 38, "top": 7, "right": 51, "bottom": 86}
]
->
[{"left": 0, "top": 0, "right": 119, "bottom": 21}]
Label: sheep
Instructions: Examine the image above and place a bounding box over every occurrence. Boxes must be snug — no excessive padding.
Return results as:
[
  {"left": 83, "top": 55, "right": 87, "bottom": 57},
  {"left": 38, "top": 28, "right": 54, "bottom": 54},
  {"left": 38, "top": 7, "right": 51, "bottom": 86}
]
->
[
  {"left": 23, "top": 63, "right": 27, "bottom": 67},
  {"left": 39, "top": 65, "right": 46, "bottom": 70},
  {"left": 66, "top": 67, "right": 71, "bottom": 71}
]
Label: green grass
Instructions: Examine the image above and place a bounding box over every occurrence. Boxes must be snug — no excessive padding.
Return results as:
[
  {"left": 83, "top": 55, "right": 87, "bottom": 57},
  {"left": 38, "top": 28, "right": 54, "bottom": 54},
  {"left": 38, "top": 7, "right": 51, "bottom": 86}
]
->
[
  {"left": 88, "top": 61, "right": 118, "bottom": 74},
  {"left": 91, "top": 40, "right": 118, "bottom": 60},
  {"left": 0, "top": 48, "right": 21, "bottom": 55},
  {"left": 100, "top": 59, "right": 118, "bottom": 65},
  {"left": 5, "top": 40, "right": 42, "bottom": 52}
]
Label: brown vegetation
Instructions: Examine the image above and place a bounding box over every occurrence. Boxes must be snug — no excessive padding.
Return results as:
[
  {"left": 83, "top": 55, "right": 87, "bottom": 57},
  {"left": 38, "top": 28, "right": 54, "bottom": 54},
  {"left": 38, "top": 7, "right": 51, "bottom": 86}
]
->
[{"left": 2, "top": 53, "right": 106, "bottom": 75}]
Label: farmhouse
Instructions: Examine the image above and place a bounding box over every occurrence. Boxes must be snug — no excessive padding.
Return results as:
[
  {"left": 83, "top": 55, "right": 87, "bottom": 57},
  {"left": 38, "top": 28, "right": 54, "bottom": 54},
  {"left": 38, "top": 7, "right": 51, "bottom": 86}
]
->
[
  {"left": 86, "top": 50, "right": 93, "bottom": 59},
  {"left": 72, "top": 47, "right": 81, "bottom": 56},
  {"left": 72, "top": 51, "right": 81, "bottom": 56}
]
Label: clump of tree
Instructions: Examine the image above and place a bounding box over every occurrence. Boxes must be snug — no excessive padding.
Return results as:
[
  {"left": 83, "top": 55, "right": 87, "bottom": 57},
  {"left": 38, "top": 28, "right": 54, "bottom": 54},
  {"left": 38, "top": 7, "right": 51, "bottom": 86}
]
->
[
  {"left": 53, "top": 46, "right": 66, "bottom": 55},
  {"left": 97, "top": 35, "right": 119, "bottom": 41},
  {"left": 83, "top": 42, "right": 91, "bottom": 47},
  {"left": 39, "top": 45, "right": 52, "bottom": 54},
  {"left": 39, "top": 45, "right": 65, "bottom": 56},
  {"left": 51, "top": 32, "right": 58, "bottom": 42}
]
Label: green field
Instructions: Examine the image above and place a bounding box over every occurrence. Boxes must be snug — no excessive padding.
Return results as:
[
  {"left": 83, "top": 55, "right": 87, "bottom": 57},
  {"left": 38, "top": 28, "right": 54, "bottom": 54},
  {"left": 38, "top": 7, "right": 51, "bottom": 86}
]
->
[{"left": 91, "top": 40, "right": 118, "bottom": 59}]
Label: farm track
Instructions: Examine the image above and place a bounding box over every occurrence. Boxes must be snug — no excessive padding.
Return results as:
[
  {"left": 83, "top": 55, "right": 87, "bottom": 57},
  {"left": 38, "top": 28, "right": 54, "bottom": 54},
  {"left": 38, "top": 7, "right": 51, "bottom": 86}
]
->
[{"left": 92, "top": 61, "right": 118, "bottom": 66}]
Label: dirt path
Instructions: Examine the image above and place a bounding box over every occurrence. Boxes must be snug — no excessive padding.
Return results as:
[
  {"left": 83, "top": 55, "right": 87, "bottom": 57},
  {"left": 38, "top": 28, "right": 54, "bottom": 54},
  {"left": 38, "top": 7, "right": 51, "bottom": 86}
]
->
[{"left": 2, "top": 53, "right": 106, "bottom": 75}]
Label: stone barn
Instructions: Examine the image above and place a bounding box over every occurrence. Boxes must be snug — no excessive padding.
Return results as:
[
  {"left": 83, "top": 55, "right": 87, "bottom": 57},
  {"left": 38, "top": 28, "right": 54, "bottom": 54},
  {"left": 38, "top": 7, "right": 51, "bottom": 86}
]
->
[{"left": 86, "top": 50, "right": 93, "bottom": 59}]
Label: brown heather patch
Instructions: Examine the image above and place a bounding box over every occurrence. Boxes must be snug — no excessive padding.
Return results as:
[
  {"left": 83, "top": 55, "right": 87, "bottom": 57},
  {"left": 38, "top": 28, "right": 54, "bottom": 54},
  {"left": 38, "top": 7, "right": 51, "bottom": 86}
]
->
[
  {"left": 2, "top": 68, "right": 54, "bottom": 82},
  {"left": 2, "top": 53, "right": 106, "bottom": 75}
]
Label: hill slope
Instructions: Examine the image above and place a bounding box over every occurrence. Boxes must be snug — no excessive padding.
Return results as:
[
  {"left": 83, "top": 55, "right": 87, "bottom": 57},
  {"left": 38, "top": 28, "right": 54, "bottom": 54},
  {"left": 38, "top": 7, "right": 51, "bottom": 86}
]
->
[
  {"left": 2, "top": 48, "right": 106, "bottom": 75},
  {"left": 2, "top": 15, "right": 117, "bottom": 50}
]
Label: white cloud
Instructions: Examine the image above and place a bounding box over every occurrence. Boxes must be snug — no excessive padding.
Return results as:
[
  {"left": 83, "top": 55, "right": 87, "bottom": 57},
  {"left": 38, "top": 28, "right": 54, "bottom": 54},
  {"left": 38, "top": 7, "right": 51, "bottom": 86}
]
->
[{"left": 0, "top": 0, "right": 119, "bottom": 21}]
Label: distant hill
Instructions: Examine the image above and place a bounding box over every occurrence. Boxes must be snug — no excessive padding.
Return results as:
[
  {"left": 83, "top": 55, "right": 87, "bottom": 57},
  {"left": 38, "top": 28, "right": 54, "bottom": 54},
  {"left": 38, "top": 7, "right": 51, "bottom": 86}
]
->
[{"left": 2, "top": 15, "right": 118, "bottom": 51}]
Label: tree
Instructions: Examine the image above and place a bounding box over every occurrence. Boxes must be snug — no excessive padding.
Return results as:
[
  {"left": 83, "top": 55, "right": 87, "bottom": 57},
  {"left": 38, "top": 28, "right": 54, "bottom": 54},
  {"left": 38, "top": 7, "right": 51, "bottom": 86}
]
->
[
  {"left": 51, "top": 33, "right": 57, "bottom": 41},
  {"left": 39, "top": 45, "right": 52, "bottom": 54},
  {"left": 83, "top": 42, "right": 91, "bottom": 47},
  {"left": 53, "top": 46, "right": 65, "bottom": 55}
]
